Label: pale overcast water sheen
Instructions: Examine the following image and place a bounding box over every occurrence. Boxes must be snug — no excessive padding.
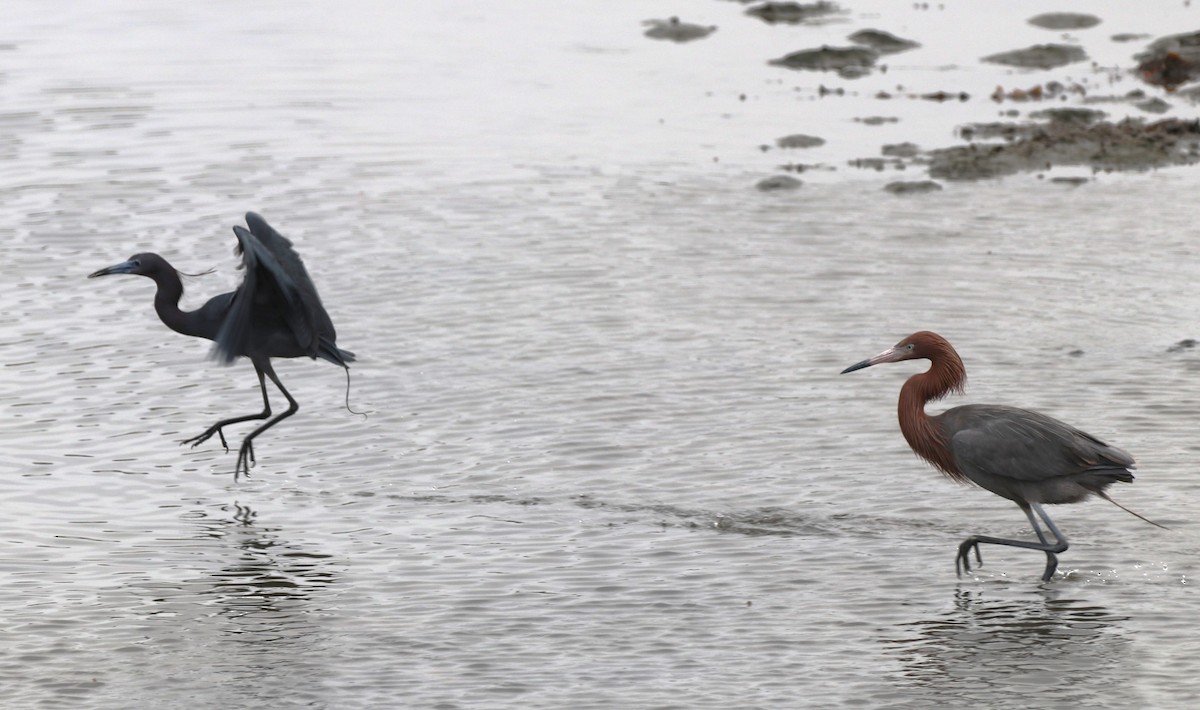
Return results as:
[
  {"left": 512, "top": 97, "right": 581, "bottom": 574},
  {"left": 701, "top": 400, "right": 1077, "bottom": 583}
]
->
[{"left": 2, "top": 1, "right": 1200, "bottom": 708}]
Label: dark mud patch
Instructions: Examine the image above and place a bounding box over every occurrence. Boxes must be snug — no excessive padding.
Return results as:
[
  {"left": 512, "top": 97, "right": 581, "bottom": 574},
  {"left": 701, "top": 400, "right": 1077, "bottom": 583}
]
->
[
  {"left": 1027, "top": 107, "right": 1107, "bottom": 124},
  {"left": 1049, "top": 176, "right": 1089, "bottom": 186},
  {"left": 882, "top": 142, "right": 920, "bottom": 158},
  {"left": 982, "top": 44, "right": 1088, "bottom": 70},
  {"left": 884, "top": 180, "right": 942, "bottom": 194},
  {"left": 848, "top": 29, "right": 919, "bottom": 55},
  {"left": 769, "top": 45, "right": 877, "bottom": 78},
  {"left": 756, "top": 175, "right": 803, "bottom": 191},
  {"left": 1135, "top": 31, "right": 1200, "bottom": 88},
  {"left": 746, "top": 2, "right": 842, "bottom": 25},
  {"left": 643, "top": 17, "right": 716, "bottom": 42},
  {"left": 1136, "top": 97, "right": 1172, "bottom": 114},
  {"left": 1168, "top": 338, "right": 1198, "bottom": 353},
  {"left": 1028, "top": 13, "right": 1100, "bottom": 31},
  {"left": 927, "top": 118, "right": 1200, "bottom": 180},
  {"left": 776, "top": 133, "right": 826, "bottom": 148}
]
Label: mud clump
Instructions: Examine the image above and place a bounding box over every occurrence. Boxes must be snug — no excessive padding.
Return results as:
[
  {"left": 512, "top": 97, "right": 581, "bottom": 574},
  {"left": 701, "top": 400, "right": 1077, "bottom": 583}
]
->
[
  {"left": 982, "top": 44, "right": 1087, "bottom": 70},
  {"left": 643, "top": 17, "right": 716, "bottom": 42},
  {"left": 848, "top": 29, "right": 920, "bottom": 55},
  {"left": 1028, "top": 13, "right": 1100, "bottom": 31},
  {"left": 746, "top": 2, "right": 841, "bottom": 25},
  {"left": 1027, "top": 107, "right": 1106, "bottom": 125},
  {"left": 884, "top": 180, "right": 942, "bottom": 194},
  {"left": 776, "top": 134, "right": 826, "bottom": 149},
  {"left": 756, "top": 175, "right": 803, "bottom": 191},
  {"left": 881, "top": 142, "right": 920, "bottom": 158},
  {"left": 927, "top": 118, "right": 1200, "bottom": 181},
  {"left": 769, "top": 45, "right": 878, "bottom": 78}
]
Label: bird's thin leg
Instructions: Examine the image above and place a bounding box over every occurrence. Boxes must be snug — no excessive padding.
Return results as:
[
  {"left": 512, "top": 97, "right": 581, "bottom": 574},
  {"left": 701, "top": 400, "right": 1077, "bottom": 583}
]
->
[
  {"left": 1031, "top": 503, "right": 1070, "bottom": 581},
  {"left": 1022, "top": 505, "right": 1050, "bottom": 546},
  {"left": 234, "top": 360, "right": 298, "bottom": 480},
  {"left": 956, "top": 503, "right": 1069, "bottom": 582},
  {"left": 182, "top": 367, "right": 272, "bottom": 452}
]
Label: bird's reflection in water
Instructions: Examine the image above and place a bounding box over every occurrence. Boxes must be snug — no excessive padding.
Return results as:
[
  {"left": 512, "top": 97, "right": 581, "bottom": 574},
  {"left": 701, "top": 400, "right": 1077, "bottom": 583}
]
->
[
  {"left": 885, "top": 588, "right": 1146, "bottom": 707},
  {"left": 202, "top": 502, "right": 338, "bottom": 646},
  {"left": 124, "top": 501, "right": 345, "bottom": 705}
]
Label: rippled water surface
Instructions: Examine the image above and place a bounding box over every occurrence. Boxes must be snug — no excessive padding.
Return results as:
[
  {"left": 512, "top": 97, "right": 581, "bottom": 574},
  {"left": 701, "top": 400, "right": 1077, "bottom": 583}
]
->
[{"left": 3, "top": 1, "right": 1200, "bottom": 708}]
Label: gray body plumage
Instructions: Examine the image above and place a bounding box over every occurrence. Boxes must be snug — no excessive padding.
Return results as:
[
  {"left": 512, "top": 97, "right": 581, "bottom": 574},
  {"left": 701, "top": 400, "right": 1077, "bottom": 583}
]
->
[{"left": 936, "top": 403, "right": 1135, "bottom": 505}]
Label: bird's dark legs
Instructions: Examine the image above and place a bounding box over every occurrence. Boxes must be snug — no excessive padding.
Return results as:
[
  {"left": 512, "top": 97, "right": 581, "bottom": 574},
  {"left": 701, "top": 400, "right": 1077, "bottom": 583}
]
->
[
  {"left": 182, "top": 367, "right": 272, "bottom": 453},
  {"left": 955, "top": 502, "right": 1070, "bottom": 582},
  {"left": 234, "top": 361, "right": 298, "bottom": 480}
]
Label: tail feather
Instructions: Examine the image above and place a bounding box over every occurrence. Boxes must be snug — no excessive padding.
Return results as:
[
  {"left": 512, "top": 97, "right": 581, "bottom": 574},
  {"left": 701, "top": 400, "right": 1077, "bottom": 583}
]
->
[
  {"left": 317, "top": 338, "right": 355, "bottom": 367},
  {"left": 1098, "top": 491, "right": 1169, "bottom": 530}
]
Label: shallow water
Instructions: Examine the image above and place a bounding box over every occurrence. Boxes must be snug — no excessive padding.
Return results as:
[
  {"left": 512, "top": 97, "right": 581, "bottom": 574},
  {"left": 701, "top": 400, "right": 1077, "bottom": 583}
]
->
[{"left": 2, "top": 1, "right": 1200, "bottom": 708}]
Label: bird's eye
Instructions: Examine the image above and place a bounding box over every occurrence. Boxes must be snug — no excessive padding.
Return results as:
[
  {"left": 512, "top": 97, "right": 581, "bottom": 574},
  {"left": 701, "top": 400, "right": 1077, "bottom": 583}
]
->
[
  {"left": 906, "top": 343, "right": 914, "bottom": 351},
  {"left": 132, "top": 259, "right": 141, "bottom": 267}
]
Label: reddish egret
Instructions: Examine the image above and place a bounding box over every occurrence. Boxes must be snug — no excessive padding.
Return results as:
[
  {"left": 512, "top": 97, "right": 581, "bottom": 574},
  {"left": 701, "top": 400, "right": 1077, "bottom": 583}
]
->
[
  {"left": 89, "top": 212, "right": 356, "bottom": 479},
  {"left": 841, "top": 331, "right": 1162, "bottom": 581}
]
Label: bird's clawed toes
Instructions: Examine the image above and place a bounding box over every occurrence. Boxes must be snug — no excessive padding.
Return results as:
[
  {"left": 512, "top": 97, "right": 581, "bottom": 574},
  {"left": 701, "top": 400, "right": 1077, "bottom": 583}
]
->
[
  {"left": 180, "top": 427, "right": 230, "bottom": 453},
  {"left": 955, "top": 538, "right": 984, "bottom": 577},
  {"left": 234, "top": 442, "right": 257, "bottom": 481}
]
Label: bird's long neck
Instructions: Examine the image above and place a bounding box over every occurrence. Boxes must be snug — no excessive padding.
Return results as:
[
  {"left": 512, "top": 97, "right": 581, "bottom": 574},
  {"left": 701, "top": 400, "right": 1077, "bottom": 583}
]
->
[
  {"left": 898, "top": 351, "right": 967, "bottom": 481},
  {"left": 150, "top": 268, "right": 202, "bottom": 338}
]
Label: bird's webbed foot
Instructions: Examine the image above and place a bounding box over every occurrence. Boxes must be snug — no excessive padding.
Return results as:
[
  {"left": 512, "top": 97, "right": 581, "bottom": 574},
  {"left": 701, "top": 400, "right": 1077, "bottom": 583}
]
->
[
  {"left": 234, "top": 440, "right": 256, "bottom": 481},
  {"left": 955, "top": 537, "right": 984, "bottom": 577},
  {"left": 181, "top": 425, "right": 230, "bottom": 453}
]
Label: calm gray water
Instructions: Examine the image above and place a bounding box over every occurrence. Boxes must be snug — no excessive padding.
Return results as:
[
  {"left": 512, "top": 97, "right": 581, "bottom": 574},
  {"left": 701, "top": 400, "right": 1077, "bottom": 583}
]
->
[{"left": 2, "top": 1, "right": 1200, "bottom": 708}]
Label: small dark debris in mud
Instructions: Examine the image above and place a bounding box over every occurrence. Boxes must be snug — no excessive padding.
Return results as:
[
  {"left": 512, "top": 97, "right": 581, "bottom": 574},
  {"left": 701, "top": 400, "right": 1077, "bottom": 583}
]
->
[
  {"left": 818, "top": 84, "right": 846, "bottom": 97},
  {"left": 776, "top": 133, "right": 826, "bottom": 148},
  {"left": 756, "top": 175, "right": 803, "bottom": 191},
  {"left": 882, "top": 142, "right": 920, "bottom": 157},
  {"left": 643, "top": 17, "right": 717, "bottom": 42},
  {"left": 1113, "top": 33, "right": 1151, "bottom": 43},
  {"left": 921, "top": 90, "right": 969, "bottom": 102},
  {"left": 1168, "top": 338, "right": 1198, "bottom": 352},
  {"left": 856, "top": 116, "right": 898, "bottom": 125},
  {"left": 1028, "top": 13, "right": 1101, "bottom": 31},
  {"left": 1067, "top": 349, "right": 1086, "bottom": 357},
  {"left": 1027, "top": 107, "right": 1106, "bottom": 124},
  {"left": 991, "top": 81, "right": 1083, "bottom": 102},
  {"left": 884, "top": 180, "right": 942, "bottom": 194},
  {"left": 1136, "top": 97, "right": 1172, "bottom": 114},
  {"left": 957, "top": 122, "right": 1035, "bottom": 142},
  {"left": 746, "top": 1, "right": 842, "bottom": 25},
  {"left": 778, "top": 162, "right": 836, "bottom": 173},
  {"left": 928, "top": 117, "right": 1200, "bottom": 180},
  {"left": 849, "top": 157, "right": 905, "bottom": 171},
  {"left": 848, "top": 29, "right": 920, "bottom": 55},
  {"left": 1049, "top": 176, "right": 1089, "bottom": 186},
  {"left": 982, "top": 44, "right": 1088, "bottom": 70},
  {"left": 770, "top": 46, "right": 878, "bottom": 78}
]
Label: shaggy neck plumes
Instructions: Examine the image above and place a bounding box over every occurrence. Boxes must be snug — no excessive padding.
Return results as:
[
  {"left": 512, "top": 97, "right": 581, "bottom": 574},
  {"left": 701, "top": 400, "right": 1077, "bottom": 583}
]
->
[{"left": 897, "top": 340, "right": 968, "bottom": 482}]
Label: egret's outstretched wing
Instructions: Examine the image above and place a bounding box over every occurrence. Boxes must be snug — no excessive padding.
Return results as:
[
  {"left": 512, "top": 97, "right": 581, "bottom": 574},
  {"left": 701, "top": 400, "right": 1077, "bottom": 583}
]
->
[
  {"left": 244, "top": 212, "right": 336, "bottom": 342},
  {"left": 212, "top": 212, "right": 333, "bottom": 362}
]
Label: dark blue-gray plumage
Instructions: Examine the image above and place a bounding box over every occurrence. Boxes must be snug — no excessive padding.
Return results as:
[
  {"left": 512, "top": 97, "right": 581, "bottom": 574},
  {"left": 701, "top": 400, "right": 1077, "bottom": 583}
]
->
[
  {"left": 89, "top": 212, "right": 355, "bottom": 479},
  {"left": 841, "top": 330, "right": 1161, "bottom": 581}
]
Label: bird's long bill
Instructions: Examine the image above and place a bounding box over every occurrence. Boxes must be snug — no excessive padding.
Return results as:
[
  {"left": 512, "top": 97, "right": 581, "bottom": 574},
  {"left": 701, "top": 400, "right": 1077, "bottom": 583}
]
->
[
  {"left": 840, "top": 346, "right": 903, "bottom": 374},
  {"left": 88, "top": 260, "right": 138, "bottom": 278}
]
